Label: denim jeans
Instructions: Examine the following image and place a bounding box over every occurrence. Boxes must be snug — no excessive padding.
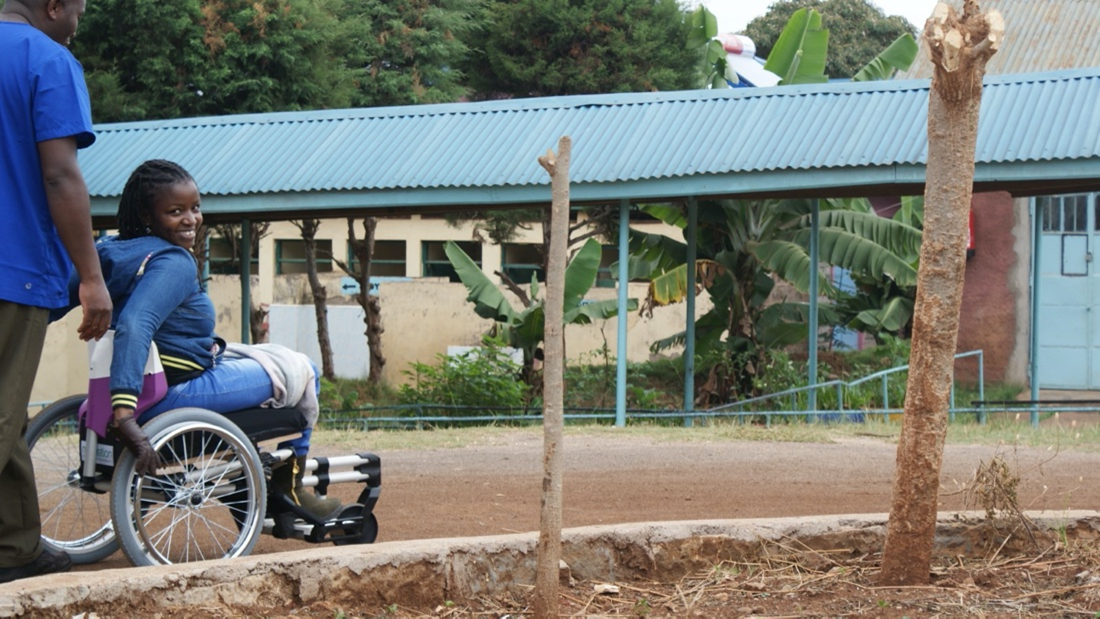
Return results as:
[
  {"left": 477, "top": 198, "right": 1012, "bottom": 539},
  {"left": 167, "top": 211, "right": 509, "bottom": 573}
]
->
[{"left": 137, "top": 356, "right": 314, "bottom": 455}]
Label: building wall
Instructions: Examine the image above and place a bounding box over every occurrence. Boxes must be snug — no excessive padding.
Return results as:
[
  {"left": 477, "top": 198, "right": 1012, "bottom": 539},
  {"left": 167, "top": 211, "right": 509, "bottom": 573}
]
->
[
  {"left": 30, "top": 215, "right": 709, "bottom": 407},
  {"left": 955, "top": 192, "right": 1030, "bottom": 386}
]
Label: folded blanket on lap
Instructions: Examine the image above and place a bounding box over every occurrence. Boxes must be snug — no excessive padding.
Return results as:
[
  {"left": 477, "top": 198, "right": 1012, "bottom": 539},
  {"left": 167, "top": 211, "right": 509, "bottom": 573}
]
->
[{"left": 224, "top": 343, "right": 320, "bottom": 429}]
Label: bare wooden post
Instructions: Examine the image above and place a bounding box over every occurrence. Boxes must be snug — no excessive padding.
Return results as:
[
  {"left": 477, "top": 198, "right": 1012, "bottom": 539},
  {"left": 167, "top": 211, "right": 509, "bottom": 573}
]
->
[
  {"left": 534, "top": 136, "right": 570, "bottom": 618},
  {"left": 880, "top": 0, "right": 1002, "bottom": 586}
]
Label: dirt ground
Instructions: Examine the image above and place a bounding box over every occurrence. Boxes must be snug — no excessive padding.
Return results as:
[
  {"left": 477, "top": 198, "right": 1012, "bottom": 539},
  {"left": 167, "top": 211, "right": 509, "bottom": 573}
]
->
[{"left": 74, "top": 429, "right": 1100, "bottom": 575}]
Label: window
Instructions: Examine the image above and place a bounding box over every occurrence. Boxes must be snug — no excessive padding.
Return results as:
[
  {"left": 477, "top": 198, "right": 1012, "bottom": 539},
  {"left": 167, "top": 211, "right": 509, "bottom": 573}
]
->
[
  {"left": 501, "top": 243, "right": 543, "bottom": 283},
  {"left": 423, "top": 241, "right": 480, "bottom": 282},
  {"left": 206, "top": 235, "right": 258, "bottom": 275},
  {"left": 346, "top": 240, "right": 406, "bottom": 277},
  {"left": 596, "top": 245, "right": 619, "bottom": 288},
  {"left": 1039, "top": 194, "right": 1089, "bottom": 233},
  {"left": 276, "top": 239, "right": 332, "bottom": 275}
]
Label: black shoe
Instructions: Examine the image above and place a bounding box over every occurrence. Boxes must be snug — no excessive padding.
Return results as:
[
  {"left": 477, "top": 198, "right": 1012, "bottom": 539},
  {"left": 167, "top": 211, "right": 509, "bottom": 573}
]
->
[{"left": 0, "top": 547, "right": 72, "bottom": 584}]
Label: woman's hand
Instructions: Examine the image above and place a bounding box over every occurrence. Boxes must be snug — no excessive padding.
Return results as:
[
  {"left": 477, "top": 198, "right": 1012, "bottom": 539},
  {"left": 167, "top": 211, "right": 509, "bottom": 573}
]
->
[{"left": 111, "top": 411, "right": 160, "bottom": 476}]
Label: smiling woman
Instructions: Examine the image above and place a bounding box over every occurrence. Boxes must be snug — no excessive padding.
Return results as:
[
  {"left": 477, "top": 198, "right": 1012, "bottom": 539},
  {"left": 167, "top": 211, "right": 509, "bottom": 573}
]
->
[{"left": 49, "top": 159, "right": 346, "bottom": 520}]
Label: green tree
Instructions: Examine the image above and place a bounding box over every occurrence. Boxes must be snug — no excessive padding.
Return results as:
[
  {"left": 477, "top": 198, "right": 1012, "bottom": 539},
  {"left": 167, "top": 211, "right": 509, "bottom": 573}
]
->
[
  {"left": 73, "top": 0, "right": 481, "bottom": 122},
  {"left": 74, "top": 0, "right": 364, "bottom": 121},
  {"left": 343, "top": 0, "right": 483, "bottom": 107},
  {"left": 741, "top": 0, "right": 916, "bottom": 79},
  {"left": 462, "top": 0, "right": 702, "bottom": 98}
]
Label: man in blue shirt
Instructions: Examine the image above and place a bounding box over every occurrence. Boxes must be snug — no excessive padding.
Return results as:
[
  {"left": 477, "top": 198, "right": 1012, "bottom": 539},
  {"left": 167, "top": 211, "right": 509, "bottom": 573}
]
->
[{"left": 0, "top": 0, "right": 111, "bottom": 582}]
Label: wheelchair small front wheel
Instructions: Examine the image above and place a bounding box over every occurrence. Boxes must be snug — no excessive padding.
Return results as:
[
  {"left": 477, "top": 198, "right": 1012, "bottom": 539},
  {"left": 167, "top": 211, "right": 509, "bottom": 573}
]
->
[
  {"left": 27, "top": 394, "right": 117, "bottom": 564},
  {"left": 110, "top": 408, "right": 266, "bottom": 567}
]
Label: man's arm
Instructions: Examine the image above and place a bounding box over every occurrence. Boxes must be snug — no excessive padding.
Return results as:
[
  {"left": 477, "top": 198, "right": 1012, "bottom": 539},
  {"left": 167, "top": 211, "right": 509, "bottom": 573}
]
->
[{"left": 37, "top": 136, "right": 111, "bottom": 341}]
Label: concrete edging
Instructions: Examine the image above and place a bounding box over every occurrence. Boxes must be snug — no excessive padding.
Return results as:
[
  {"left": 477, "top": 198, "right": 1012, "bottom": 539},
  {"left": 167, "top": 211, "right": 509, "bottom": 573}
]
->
[{"left": 2, "top": 510, "right": 1098, "bottom": 617}]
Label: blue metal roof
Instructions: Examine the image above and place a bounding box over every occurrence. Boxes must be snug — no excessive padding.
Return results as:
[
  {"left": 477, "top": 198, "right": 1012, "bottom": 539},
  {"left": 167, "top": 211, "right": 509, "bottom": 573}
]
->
[{"left": 81, "top": 66, "right": 1100, "bottom": 220}]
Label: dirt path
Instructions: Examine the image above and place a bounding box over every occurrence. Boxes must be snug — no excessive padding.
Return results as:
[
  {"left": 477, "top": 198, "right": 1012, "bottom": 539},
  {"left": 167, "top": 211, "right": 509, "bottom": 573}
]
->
[{"left": 76, "top": 432, "right": 1100, "bottom": 572}]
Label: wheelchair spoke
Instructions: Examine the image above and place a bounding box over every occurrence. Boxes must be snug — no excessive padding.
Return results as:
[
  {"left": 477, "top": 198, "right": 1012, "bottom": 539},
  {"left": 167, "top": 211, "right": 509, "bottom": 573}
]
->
[{"left": 123, "top": 417, "right": 264, "bottom": 566}]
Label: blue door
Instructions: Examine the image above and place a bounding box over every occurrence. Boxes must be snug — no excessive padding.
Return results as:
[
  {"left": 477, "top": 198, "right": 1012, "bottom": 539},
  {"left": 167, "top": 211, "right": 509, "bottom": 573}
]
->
[{"left": 1037, "top": 194, "right": 1097, "bottom": 389}]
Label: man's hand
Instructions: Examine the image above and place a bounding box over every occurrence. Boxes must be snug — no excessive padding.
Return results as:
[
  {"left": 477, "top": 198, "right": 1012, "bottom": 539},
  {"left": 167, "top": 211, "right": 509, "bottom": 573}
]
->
[{"left": 77, "top": 279, "right": 111, "bottom": 341}]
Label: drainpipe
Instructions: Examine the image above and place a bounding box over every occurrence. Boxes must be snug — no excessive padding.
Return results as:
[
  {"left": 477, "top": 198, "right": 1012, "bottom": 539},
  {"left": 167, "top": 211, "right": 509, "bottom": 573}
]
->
[
  {"left": 684, "top": 197, "right": 697, "bottom": 427},
  {"left": 1029, "top": 198, "right": 1041, "bottom": 427},
  {"left": 616, "top": 199, "right": 629, "bottom": 427}
]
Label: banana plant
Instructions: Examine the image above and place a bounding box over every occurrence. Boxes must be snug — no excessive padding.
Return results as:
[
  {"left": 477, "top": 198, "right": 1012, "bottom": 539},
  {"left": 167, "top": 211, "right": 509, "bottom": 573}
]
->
[
  {"left": 445, "top": 238, "right": 637, "bottom": 385},
  {"left": 630, "top": 198, "right": 916, "bottom": 350}
]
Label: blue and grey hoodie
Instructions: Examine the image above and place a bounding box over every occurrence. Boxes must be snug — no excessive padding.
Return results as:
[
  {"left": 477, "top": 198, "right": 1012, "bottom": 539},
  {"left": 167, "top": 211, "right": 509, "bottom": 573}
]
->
[{"left": 51, "top": 235, "right": 221, "bottom": 412}]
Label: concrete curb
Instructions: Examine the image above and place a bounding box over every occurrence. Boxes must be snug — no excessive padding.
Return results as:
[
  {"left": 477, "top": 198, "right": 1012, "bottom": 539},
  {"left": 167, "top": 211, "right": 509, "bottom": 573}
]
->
[{"left": 2, "top": 510, "right": 1097, "bottom": 617}]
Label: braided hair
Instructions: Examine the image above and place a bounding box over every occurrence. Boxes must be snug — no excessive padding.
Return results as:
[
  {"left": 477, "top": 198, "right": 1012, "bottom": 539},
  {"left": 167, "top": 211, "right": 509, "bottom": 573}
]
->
[{"left": 117, "top": 160, "right": 196, "bottom": 239}]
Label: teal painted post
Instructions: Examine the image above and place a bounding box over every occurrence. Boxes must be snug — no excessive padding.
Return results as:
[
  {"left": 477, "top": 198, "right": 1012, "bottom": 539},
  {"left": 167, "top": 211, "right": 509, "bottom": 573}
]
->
[
  {"left": 684, "top": 198, "right": 697, "bottom": 427},
  {"left": 808, "top": 199, "right": 819, "bottom": 417},
  {"left": 240, "top": 219, "right": 251, "bottom": 345},
  {"left": 1029, "top": 198, "right": 1042, "bottom": 427},
  {"left": 616, "top": 199, "right": 629, "bottom": 427},
  {"left": 978, "top": 351, "right": 986, "bottom": 424}
]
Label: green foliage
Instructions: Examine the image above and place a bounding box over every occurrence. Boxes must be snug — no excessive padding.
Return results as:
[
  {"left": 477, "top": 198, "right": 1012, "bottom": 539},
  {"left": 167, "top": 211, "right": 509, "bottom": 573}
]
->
[
  {"left": 462, "top": 0, "right": 702, "bottom": 98},
  {"left": 563, "top": 346, "right": 683, "bottom": 410},
  {"left": 629, "top": 197, "right": 917, "bottom": 402},
  {"left": 319, "top": 376, "right": 400, "bottom": 411},
  {"left": 73, "top": 0, "right": 479, "bottom": 122},
  {"left": 342, "top": 0, "right": 483, "bottom": 107},
  {"left": 75, "top": 0, "right": 362, "bottom": 121},
  {"left": 762, "top": 8, "right": 829, "bottom": 85},
  {"left": 446, "top": 238, "right": 638, "bottom": 385},
  {"left": 742, "top": 0, "right": 917, "bottom": 79},
  {"left": 397, "top": 337, "right": 529, "bottom": 411}
]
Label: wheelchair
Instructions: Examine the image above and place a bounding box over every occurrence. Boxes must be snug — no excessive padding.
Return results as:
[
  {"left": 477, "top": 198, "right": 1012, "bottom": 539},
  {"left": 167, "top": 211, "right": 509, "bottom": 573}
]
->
[{"left": 26, "top": 342, "right": 381, "bottom": 568}]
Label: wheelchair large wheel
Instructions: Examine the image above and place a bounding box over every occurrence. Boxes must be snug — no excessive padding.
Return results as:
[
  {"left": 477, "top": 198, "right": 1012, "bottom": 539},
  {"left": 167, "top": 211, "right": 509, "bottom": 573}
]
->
[
  {"left": 27, "top": 394, "right": 118, "bottom": 564},
  {"left": 111, "top": 408, "right": 266, "bottom": 567}
]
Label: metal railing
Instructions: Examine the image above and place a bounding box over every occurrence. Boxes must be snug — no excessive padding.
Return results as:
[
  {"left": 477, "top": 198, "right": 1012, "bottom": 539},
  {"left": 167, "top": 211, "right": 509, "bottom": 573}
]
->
[{"left": 703, "top": 350, "right": 986, "bottom": 426}]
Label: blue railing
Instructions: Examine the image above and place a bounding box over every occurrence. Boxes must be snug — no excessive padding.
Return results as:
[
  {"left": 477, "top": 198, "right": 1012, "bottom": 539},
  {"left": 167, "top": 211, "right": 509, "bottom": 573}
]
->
[
  {"left": 704, "top": 350, "right": 986, "bottom": 426},
  {"left": 52, "top": 348, "right": 1095, "bottom": 429}
]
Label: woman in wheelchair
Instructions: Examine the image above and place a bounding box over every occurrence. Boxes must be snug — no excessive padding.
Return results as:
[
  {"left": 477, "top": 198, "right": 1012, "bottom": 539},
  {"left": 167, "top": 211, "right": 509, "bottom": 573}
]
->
[{"left": 50, "top": 159, "right": 342, "bottom": 520}]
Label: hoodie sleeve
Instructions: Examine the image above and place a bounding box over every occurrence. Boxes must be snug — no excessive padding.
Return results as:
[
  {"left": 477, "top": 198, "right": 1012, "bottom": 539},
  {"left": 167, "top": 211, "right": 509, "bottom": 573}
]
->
[{"left": 108, "top": 248, "right": 198, "bottom": 411}]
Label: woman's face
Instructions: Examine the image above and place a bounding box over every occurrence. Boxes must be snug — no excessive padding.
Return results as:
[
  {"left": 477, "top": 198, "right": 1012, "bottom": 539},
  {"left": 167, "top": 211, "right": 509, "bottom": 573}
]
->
[{"left": 145, "top": 180, "right": 202, "bottom": 250}]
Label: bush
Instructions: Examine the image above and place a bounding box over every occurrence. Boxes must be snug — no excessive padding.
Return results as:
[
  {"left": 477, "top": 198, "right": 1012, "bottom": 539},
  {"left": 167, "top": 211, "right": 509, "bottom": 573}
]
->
[
  {"left": 398, "top": 339, "right": 530, "bottom": 415},
  {"left": 318, "top": 376, "right": 400, "bottom": 412}
]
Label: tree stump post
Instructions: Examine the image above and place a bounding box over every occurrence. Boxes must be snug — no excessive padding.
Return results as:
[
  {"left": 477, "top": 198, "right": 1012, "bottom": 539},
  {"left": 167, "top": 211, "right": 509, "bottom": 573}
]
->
[
  {"left": 534, "top": 136, "right": 571, "bottom": 617},
  {"left": 880, "top": 0, "right": 1002, "bottom": 586}
]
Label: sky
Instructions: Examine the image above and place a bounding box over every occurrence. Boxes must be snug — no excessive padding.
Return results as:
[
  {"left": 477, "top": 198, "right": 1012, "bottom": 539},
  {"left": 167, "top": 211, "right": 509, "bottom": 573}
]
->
[{"left": 692, "top": 0, "right": 942, "bottom": 35}]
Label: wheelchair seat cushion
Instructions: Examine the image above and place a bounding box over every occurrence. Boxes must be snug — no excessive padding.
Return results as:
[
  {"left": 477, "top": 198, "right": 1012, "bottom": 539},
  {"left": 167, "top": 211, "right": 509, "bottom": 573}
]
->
[{"left": 223, "top": 406, "right": 309, "bottom": 442}]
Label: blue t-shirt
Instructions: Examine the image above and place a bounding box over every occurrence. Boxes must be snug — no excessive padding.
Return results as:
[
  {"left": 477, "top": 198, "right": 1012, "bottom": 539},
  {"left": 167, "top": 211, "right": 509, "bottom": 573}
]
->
[{"left": 0, "top": 22, "right": 95, "bottom": 308}]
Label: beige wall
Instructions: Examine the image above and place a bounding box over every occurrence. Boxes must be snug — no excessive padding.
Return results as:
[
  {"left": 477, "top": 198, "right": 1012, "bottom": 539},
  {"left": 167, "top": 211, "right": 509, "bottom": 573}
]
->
[{"left": 31, "top": 215, "right": 706, "bottom": 407}]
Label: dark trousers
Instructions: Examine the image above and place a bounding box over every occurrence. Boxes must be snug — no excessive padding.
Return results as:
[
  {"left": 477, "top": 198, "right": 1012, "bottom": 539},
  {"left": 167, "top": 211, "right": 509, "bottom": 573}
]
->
[{"left": 0, "top": 301, "right": 47, "bottom": 566}]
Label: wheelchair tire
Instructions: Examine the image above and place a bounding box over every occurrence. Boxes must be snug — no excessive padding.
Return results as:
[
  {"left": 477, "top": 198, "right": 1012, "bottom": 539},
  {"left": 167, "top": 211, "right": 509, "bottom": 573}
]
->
[
  {"left": 111, "top": 408, "right": 266, "bottom": 567},
  {"left": 27, "top": 394, "right": 118, "bottom": 564}
]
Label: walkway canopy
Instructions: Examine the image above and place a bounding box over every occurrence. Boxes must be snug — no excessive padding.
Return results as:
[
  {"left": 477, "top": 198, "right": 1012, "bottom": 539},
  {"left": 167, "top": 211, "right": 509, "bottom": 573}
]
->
[
  {"left": 82, "top": 67, "right": 1100, "bottom": 226},
  {"left": 78, "top": 66, "right": 1100, "bottom": 425}
]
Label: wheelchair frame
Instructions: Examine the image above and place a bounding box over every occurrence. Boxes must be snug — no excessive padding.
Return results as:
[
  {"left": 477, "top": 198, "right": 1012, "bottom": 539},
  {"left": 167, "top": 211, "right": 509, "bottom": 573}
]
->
[{"left": 28, "top": 394, "right": 381, "bottom": 567}]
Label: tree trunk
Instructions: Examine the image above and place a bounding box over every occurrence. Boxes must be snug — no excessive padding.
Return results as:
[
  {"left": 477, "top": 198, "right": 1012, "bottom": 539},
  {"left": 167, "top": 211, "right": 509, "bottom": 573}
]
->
[
  {"left": 295, "top": 219, "right": 336, "bottom": 381},
  {"left": 533, "top": 136, "right": 571, "bottom": 618},
  {"left": 213, "top": 222, "right": 270, "bottom": 342},
  {"left": 341, "top": 217, "right": 386, "bottom": 382},
  {"left": 880, "top": 0, "right": 1002, "bottom": 586}
]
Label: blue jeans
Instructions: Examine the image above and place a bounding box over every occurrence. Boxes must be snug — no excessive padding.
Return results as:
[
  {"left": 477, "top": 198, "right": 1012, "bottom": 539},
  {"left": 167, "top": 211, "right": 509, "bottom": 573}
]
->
[{"left": 137, "top": 356, "right": 315, "bottom": 455}]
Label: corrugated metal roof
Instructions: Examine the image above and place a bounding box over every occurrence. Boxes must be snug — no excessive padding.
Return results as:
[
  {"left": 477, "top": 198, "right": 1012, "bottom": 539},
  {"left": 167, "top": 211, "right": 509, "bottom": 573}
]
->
[
  {"left": 901, "top": 0, "right": 1100, "bottom": 78},
  {"left": 81, "top": 67, "right": 1100, "bottom": 219}
]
